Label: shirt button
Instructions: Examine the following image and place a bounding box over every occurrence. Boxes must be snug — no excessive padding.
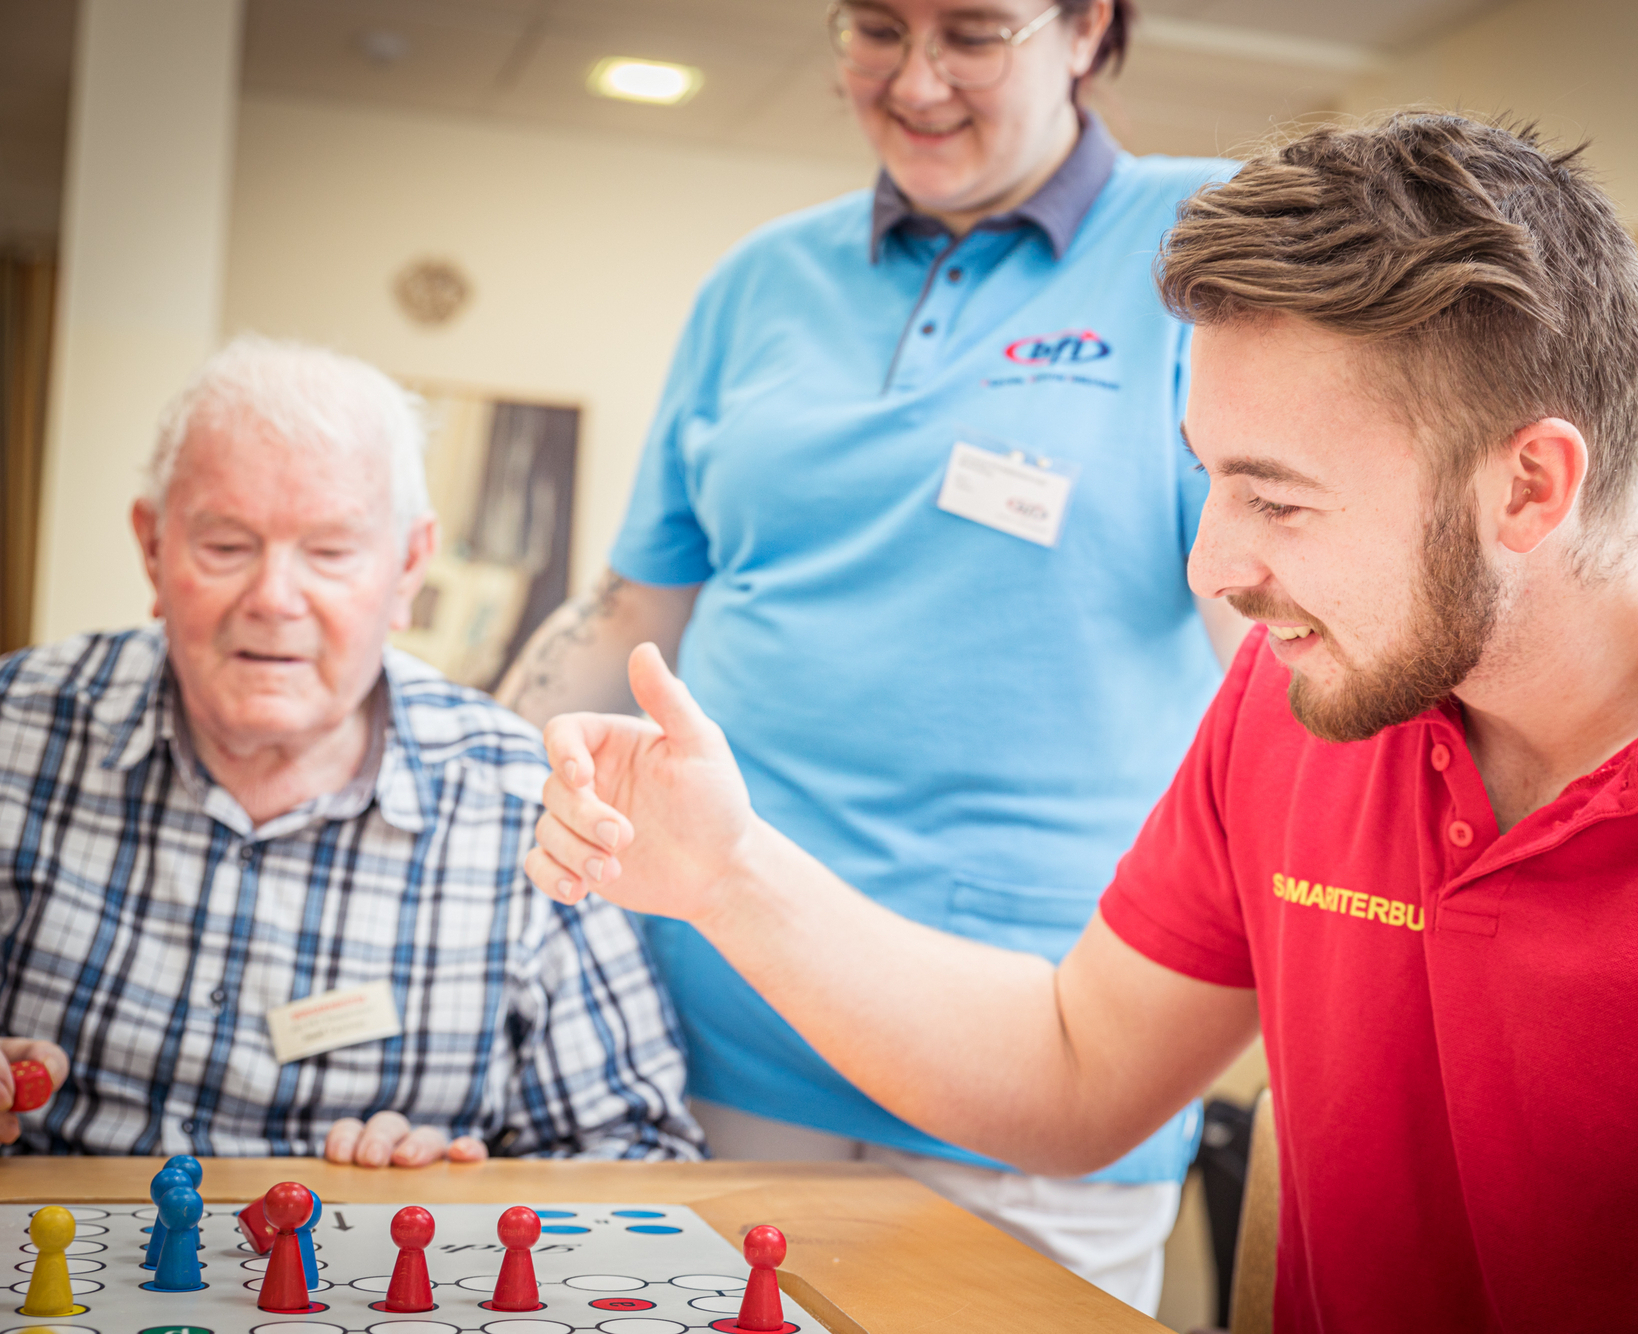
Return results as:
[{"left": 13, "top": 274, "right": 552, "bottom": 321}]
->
[
  {"left": 920, "top": 321, "right": 935, "bottom": 336},
  {"left": 239, "top": 844, "right": 255, "bottom": 863},
  {"left": 211, "top": 988, "right": 226, "bottom": 1004},
  {"left": 947, "top": 267, "right": 963, "bottom": 282},
  {"left": 1448, "top": 820, "right": 1474, "bottom": 847},
  {"left": 180, "top": 1119, "right": 195, "bottom": 1133},
  {"left": 1430, "top": 743, "right": 1451, "bottom": 771}
]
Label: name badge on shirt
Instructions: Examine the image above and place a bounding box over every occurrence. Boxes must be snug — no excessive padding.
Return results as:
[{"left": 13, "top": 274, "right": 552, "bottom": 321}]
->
[
  {"left": 265, "top": 980, "right": 403, "bottom": 1065},
  {"left": 936, "top": 437, "right": 1077, "bottom": 548}
]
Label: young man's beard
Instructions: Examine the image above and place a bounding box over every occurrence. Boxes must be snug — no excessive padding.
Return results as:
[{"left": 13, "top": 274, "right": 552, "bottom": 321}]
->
[{"left": 1232, "top": 487, "right": 1503, "bottom": 744}]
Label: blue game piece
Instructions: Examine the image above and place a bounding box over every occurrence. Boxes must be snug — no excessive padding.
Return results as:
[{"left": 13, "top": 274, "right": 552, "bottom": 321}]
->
[
  {"left": 296, "top": 1191, "right": 322, "bottom": 1288},
  {"left": 142, "top": 1166, "right": 191, "bottom": 1269},
  {"left": 148, "top": 1156, "right": 203, "bottom": 1234},
  {"left": 164, "top": 1154, "right": 203, "bottom": 1187},
  {"left": 142, "top": 1186, "right": 205, "bottom": 1293}
]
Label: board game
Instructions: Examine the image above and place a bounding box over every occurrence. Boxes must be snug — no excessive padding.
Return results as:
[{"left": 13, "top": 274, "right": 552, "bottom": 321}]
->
[{"left": 3, "top": 1200, "right": 816, "bottom": 1334}]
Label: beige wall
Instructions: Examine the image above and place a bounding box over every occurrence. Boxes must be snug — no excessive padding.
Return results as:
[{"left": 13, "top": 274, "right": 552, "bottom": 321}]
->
[
  {"left": 1339, "top": 0, "right": 1638, "bottom": 223},
  {"left": 34, "top": 0, "right": 242, "bottom": 642},
  {"left": 223, "top": 96, "right": 871, "bottom": 603}
]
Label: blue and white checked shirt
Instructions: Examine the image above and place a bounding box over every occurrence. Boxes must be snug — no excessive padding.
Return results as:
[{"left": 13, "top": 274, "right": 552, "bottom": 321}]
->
[{"left": 0, "top": 627, "right": 703, "bottom": 1160}]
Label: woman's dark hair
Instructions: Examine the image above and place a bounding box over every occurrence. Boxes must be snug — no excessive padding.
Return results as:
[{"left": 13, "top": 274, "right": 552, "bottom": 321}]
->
[{"left": 1062, "top": 0, "right": 1132, "bottom": 77}]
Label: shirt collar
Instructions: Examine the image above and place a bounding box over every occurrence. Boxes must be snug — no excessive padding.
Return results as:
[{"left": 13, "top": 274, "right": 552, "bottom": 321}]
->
[
  {"left": 869, "top": 110, "right": 1119, "bottom": 263},
  {"left": 100, "top": 626, "right": 430, "bottom": 836},
  {"left": 163, "top": 673, "right": 394, "bottom": 839}
]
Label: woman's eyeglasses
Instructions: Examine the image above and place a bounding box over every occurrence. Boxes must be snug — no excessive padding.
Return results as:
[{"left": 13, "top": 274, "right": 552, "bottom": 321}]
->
[{"left": 827, "top": 2, "right": 1063, "bottom": 91}]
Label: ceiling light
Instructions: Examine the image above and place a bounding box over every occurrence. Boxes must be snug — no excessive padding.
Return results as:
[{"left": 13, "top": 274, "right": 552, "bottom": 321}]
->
[{"left": 588, "top": 57, "right": 702, "bottom": 106}]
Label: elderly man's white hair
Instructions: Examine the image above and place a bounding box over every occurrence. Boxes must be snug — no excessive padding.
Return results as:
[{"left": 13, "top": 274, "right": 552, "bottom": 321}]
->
[{"left": 148, "top": 335, "right": 431, "bottom": 534}]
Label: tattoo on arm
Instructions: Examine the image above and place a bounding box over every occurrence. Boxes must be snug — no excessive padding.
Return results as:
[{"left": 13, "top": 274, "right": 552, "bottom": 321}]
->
[{"left": 502, "top": 571, "right": 630, "bottom": 713}]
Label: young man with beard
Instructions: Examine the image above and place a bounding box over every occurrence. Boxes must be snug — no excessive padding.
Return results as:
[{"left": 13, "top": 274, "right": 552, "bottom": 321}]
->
[{"left": 525, "top": 114, "right": 1638, "bottom": 1332}]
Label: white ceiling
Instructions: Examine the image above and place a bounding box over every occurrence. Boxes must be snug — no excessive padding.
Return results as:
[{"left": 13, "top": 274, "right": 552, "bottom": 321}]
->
[
  {"left": 1139, "top": 0, "right": 1503, "bottom": 48},
  {"left": 240, "top": 0, "right": 1513, "bottom": 162},
  {"left": 1, "top": 0, "right": 1513, "bottom": 247},
  {"left": 241, "top": 0, "right": 868, "bottom": 163}
]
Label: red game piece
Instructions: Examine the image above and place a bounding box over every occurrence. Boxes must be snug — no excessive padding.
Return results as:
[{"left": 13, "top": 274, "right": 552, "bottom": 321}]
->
[
  {"left": 6, "top": 1059, "right": 52, "bottom": 1113},
  {"left": 258, "top": 1181, "right": 321, "bottom": 1313},
  {"left": 737, "top": 1225, "right": 787, "bottom": 1332},
  {"left": 237, "top": 1193, "right": 275, "bottom": 1254},
  {"left": 711, "top": 1225, "right": 796, "bottom": 1334},
  {"left": 376, "top": 1206, "right": 436, "bottom": 1313},
  {"left": 481, "top": 1205, "right": 543, "bottom": 1312}
]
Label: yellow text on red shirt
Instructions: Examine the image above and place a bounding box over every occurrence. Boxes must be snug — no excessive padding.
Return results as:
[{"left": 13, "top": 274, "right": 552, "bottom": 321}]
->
[{"left": 1272, "top": 872, "right": 1425, "bottom": 931}]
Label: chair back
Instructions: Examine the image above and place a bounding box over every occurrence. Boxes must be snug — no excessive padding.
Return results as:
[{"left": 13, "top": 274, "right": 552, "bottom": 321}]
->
[{"left": 1228, "top": 1088, "right": 1278, "bottom": 1334}]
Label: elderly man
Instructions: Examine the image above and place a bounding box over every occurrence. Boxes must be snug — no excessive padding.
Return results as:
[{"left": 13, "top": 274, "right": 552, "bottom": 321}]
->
[{"left": 0, "top": 336, "right": 701, "bottom": 1164}]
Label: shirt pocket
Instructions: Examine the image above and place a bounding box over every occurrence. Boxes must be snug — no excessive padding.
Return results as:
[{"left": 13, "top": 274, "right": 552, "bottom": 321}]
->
[{"left": 946, "top": 872, "right": 1101, "bottom": 964}]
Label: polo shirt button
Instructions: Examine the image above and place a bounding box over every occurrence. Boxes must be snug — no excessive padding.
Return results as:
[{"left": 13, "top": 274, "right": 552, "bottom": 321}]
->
[
  {"left": 1448, "top": 820, "right": 1474, "bottom": 847},
  {"left": 947, "top": 267, "right": 963, "bottom": 282},
  {"left": 1430, "top": 743, "right": 1451, "bottom": 771},
  {"left": 239, "top": 844, "right": 254, "bottom": 863},
  {"left": 180, "top": 1119, "right": 195, "bottom": 1133},
  {"left": 211, "top": 988, "right": 225, "bottom": 1004}
]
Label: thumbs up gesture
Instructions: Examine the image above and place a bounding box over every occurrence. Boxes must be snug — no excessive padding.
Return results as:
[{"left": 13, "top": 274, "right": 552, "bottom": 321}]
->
[{"left": 527, "top": 643, "right": 757, "bottom": 925}]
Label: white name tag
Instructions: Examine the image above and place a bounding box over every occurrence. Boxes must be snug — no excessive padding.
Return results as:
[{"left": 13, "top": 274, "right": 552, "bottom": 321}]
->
[
  {"left": 936, "top": 440, "right": 1074, "bottom": 548},
  {"left": 266, "top": 980, "right": 403, "bottom": 1065}
]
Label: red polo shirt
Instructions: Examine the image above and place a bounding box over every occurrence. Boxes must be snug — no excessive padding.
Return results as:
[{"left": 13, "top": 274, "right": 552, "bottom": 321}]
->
[{"left": 1100, "top": 627, "right": 1638, "bottom": 1333}]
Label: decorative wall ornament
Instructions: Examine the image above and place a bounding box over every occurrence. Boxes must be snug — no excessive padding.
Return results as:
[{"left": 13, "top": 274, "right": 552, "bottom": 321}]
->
[{"left": 393, "top": 257, "right": 472, "bottom": 326}]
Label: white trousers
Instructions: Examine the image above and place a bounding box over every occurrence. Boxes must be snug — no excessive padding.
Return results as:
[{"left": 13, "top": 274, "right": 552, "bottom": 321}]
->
[{"left": 691, "top": 1099, "right": 1180, "bottom": 1317}]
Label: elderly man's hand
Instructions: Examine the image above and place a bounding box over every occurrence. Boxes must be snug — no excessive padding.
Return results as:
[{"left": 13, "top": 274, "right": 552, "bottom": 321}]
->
[
  {"left": 323, "top": 1111, "right": 489, "bottom": 1168},
  {"left": 1, "top": 1039, "right": 70, "bottom": 1145}
]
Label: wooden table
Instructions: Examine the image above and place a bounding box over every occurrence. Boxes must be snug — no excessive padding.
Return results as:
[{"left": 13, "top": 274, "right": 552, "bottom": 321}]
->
[{"left": 0, "top": 1157, "right": 1164, "bottom": 1333}]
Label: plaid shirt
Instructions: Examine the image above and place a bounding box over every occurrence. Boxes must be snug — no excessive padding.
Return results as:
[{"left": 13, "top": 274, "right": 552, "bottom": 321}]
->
[{"left": 0, "top": 627, "right": 702, "bottom": 1160}]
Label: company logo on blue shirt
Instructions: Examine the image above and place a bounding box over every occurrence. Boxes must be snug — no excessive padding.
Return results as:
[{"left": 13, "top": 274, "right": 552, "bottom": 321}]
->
[{"left": 1004, "top": 328, "right": 1111, "bottom": 365}]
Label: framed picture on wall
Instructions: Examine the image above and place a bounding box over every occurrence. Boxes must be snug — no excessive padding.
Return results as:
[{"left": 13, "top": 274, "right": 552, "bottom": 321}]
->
[{"left": 391, "top": 379, "right": 580, "bottom": 690}]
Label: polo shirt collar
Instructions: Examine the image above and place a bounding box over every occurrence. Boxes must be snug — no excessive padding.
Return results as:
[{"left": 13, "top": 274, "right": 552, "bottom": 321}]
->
[{"left": 869, "top": 110, "right": 1119, "bottom": 262}]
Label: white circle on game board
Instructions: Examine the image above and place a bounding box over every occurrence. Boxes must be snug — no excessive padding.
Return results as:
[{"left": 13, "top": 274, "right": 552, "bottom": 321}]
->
[
  {"left": 365, "top": 1322, "right": 459, "bottom": 1334},
  {"left": 454, "top": 1273, "right": 517, "bottom": 1292},
  {"left": 350, "top": 1273, "right": 392, "bottom": 1292},
  {"left": 8, "top": 1277, "right": 103, "bottom": 1295},
  {"left": 563, "top": 1274, "right": 647, "bottom": 1291},
  {"left": 23, "top": 1237, "right": 105, "bottom": 1255},
  {"left": 670, "top": 1274, "right": 745, "bottom": 1292},
  {"left": 480, "top": 1322, "right": 572, "bottom": 1334},
  {"left": 30, "top": 1205, "right": 108, "bottom": 1222},
  {"left": 248, "top": 1323, "right": 346, "bottom": 1334},
  {"left": 133, "top": 1205, "right": 216, "bottom": 1221},
  {"left": 596, "top": 1319, "right": 687, "bottom": 1334},
  {"left": 688, "top": 1295, "right": 745, "bottom": 1314},
  {"left": 244, "top": 1255, "right": 328, "bottom": 1272},
  {"left": 16, "top": 1255, "right": 105, "bottom": 1274},
  {"left": 245, "top": 1275, "right": 334, "bottom": 1292}
]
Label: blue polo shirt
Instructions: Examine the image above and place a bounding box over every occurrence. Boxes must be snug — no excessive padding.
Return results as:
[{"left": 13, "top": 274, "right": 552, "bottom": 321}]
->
[{"left": 611, "top": 118, "right": 1233, "bottom": 1182}]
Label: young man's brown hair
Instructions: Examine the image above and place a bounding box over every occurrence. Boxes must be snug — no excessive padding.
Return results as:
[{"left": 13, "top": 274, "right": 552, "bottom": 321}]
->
[{"left": 1158, "top": 112, "right": 1638, "bottom": 575}]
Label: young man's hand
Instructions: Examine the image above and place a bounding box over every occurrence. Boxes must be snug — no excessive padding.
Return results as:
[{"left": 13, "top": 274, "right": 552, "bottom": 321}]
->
[{"left": 527, "top": 642, "right": 758, "bottom": 927}]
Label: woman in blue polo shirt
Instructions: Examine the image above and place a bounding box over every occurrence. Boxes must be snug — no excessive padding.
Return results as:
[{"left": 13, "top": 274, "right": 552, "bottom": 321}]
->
[{"left": 499, "top": 0, "right": 1244, "bottom": 1310}]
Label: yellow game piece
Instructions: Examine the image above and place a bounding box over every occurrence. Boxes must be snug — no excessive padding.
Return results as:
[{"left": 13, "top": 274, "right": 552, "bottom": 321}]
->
[{"left": 21, "top": 1206, "right": 86, "bottom": 1317}]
